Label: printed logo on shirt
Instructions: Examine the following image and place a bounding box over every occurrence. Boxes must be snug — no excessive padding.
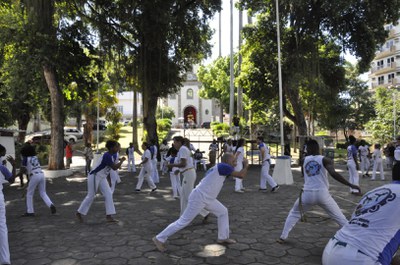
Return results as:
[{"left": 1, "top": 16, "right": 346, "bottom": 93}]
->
[
  {"left": 304, "top": 160, "right": 321, "bottom": 177},
  {"left": 354, "top": 188, "right": 396, "bottom": 217}
]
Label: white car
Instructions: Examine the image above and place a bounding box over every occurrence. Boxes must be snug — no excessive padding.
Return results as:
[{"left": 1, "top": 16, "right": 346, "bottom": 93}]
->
[{"left": 64, "top": 128, "right": 83, "bottom": 139}]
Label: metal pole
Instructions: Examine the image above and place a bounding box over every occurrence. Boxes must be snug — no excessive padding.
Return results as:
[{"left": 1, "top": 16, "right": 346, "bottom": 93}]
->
[
  {"left": 394, "top": 92, "right": 397, "bottom": 140},
  {"left": 229, "top": 0, "right": 235, "bottom": 130},
  {"left": 96, "top": 85, "right": 100, "bottom": 153},
  {"left": 275, "top": 0, "right": 285, "bottom": 155},
  {"left": 237, "top": 8, "right": 243, "bottom": 118}
]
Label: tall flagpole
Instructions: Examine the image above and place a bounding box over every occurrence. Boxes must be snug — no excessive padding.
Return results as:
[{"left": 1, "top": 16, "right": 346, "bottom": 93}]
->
[
  {"left": 229, "top": 0, "right": 235, "bottom": 129},
  {"left": 276, "top": 0, "right": 284, "bottom": 155}
]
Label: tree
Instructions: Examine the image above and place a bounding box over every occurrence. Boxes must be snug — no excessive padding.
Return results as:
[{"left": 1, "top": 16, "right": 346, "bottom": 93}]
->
[
  {"left": 156, "top": 106, "right": 175, "bottom": 120},
  {"left": 239, "top": 0, "right": 400, "bottom": 136}
]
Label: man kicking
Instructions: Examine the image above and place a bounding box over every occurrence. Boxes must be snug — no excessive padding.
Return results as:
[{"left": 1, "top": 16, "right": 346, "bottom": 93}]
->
[{"left": 152, "top": 153, "right": 249, "bottom": 252}]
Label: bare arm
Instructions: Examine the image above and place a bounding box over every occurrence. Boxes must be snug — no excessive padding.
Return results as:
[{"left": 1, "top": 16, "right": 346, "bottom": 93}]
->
[
  {"left": 323, "top": 157, "right": 361, "bottom": 192},
  {"left": 111, "top": 157, "right": 126, "bottom": 170}
]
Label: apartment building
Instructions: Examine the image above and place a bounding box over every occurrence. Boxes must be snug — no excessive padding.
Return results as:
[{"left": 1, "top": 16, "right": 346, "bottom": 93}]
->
[{"left": 369, "top": 22, "right": 400, "bottom": 89}]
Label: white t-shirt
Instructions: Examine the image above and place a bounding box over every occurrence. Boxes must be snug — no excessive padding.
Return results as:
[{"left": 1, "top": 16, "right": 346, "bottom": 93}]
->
[
  {"left": 177, "top": 146, "right": 193, "bottom": 172},
  {"left": 303, "top": 155, "right": 329, "bottom": 190},
  {"left": 223, "top": 143, "right": 233, "bottom": 153},
  {"left": 259, "top": 142, "right": 271, "bottom": 161},
  {"left": 194, "top": 163, "right": 234, "bottom": 202},
  {"left": 142, "top": 149, "right": 153, "bottom": 172},
  {"left": 359, "top": 145, "right": 369, "bottom": 157},
  {"left": 347, "top": 145, "right": 357, "bottom": 162},
  {"left": 25, "top": 156, "right": 43, "bottom": 176},
  {"left": 335, "top": 182, "right": 400, "bottom": 265},
  {"left": 234, "top": 146, "right": 244, "bottom": 171},
  {"left": 127, "top": 147, "right": 134, "bottom": 159},
  {"left": 373, "top": 149, "right": 382, "bottom": 162}
]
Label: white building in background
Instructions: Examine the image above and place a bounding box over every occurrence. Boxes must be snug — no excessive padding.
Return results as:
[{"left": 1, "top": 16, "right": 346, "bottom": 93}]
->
[
  {"left": 116, "top": 92, "right": 143, "bottom": 120},
  {"left": 369, "top": 21, "right": 400, "bottom": 89},
  {"left": 116, "top": 66, "right": 220, "bottom": 126},
  {"left": 162, "top": 66, "right": 220, "bottom": 127}
]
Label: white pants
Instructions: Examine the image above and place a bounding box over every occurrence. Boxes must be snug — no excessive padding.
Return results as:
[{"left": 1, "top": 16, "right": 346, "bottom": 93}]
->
[
  {"left": 280, "top": 189, "right": 347, "bottom": 240},
  {"left": 347, "top": 160, "right": 360, "bottom": 193},
  {"left": 26, "top": 173, "right": 53, "bottom": 213},
  {"left": 156, "top": 191, "right": 229, "bottom": 243},
  {"left": 127, "top": 156, "right": 136, "bottom": 173},
  {"left": 0, "top": 193, "right": 10, "bottom": 265},
  {"left": 360, "top": 156, "right": 370, "bottom": 175},
  {"left": 372, "top": 159, "right": 385, "bottom": 180},
  {"left": 234, "top": 163, "right": 244, "bottom": 191},
  {"left": 160, "top": 154, "right": 167, "bottom": 172},
  {"left": 110, "top": 169, "right": 121, "bottom": 193},
  {"left": 322, "top": 237, "right": 380, "bottom": 265},
  {"left": 169, "top": 172, "right": 181, "bottom": 198},
  {"left": 151, "top": 159, "right": 159, "bottom": 183},
  {"left": 260, "top": 161, "right": 277, "bottom": 189},
  {"left": 136, "top": 167, "right": 156, "bottom": 190},
  {"left": 180, "top": 169, "right": 196, "bottom": 216},
  {"left": 77, "top": 173, "right": 116, "bottom": 215}
]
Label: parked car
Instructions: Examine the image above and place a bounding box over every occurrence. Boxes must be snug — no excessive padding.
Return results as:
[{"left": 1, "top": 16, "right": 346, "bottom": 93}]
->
[
  {"left": 201, "top": 122, "right": 211, "bottom": 129},
  {"left": 64, "top": 128, "right": 83, "bottom": 139},
  {"left": 26, "top": 131, "right": 77, "bottom": 144}
]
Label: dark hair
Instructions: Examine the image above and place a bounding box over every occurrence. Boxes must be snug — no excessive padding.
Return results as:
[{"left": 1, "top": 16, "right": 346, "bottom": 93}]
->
[
  {"left": 393, "top": 163, "right": 400, "bottom": 181},
  {"left": 105, "top": 140, "right": 118, "bottom": 150},
  {"left": 20, "top": 144, "right": 36, "bottom": 157},
  {"left": 306, "top": 139, "right": 320, "bottom": 155},
  {"left": 170, "top": 148, "right": 178, "bottom": 156},
  {"left": 173, "top": 136, "right": 184, "bottom": 144},
  {"left": 0, "top": 144, "right": 5, "bottom": 154},
  {"left": 257, "top": 136, "right": 264, "bottom": 142},
  {"left": 348, "top": 135, "right": 356, "bottom": 144},
  {"left": 235, "top": 138, "right": 245, "bottom": 153},
  {"left": 375, "top": 143, "right": 381, "bottom": 149}
]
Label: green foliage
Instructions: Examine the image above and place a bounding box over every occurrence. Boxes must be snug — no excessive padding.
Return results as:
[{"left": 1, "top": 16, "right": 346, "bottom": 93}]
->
[
  {"left": 157, "top": 118, "right": 172, "bottom": 143},
  {"left": 156, "top": 106, "right": 175, "bottom": 120},
  {"left": 211, "top": 122, "right": 230, "bottom": 138},
  {"left": 105, "top": 106, "right": 123, "bottom": 141},
  {"left": 366, "top": 86, "right": 400, "bottom": 144}
]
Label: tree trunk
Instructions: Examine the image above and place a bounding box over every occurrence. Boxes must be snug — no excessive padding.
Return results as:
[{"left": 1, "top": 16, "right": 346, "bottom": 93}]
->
[
  {"left": 143, "top": 89, "right": 159, "bottom": 145},
  {"left": 43, "top": 63, "right": 65, "bottom": 170},
  {"left": 132, "top": 89, "right": 139, "bottom": 153},
  {"left": 17, "top": 114, "right": 30, "bottom": 143}
]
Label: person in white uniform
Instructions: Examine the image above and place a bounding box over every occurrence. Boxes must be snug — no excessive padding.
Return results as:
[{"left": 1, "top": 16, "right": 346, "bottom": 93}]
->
[
  {"left": 20, "top": 145, "right": 57, "bottom": 217},
  {"left": 347, "top": 135, "right": 361, "bottom": 195},
  {"left": 159, "top": 140, "right": 169, "bottom": 175},
  {"left": 126, "top": 143, "right": 136, "bottom": 173},
  {"left": 0, "top": 144, "right": 16, "bottom": 265},
  {"left": 277, "top": 139, "right": 360, "bottom": 244},
  {"left": 152, "top": 153, "right": 249, "bottom": 252},
  {"left": 222, "top": 139, "right": 234, "bottom": 155},
  {"left": 150, "top": 140, "right": 159, "bottom": 184},
  {"left": 168, "top": 137, "right": 197, "bottom": 215},
  {"left": 109, "top": 143, "right": 122, "bottom": 193},
  {"left": 76, "top": 140, "right": 126, "bottom": 223},
  {"left": 234, "top": 138, "right": 246, "bottom": 193},
  {"left": 322, "top": 162, "right": 400, "bottom": 265},
  {"left": 166, "top": 148, "right": 181, "bottom": 199},
  {"left": 257, "top": 136, "right": 279, "bottom": 192},
  {"left": 358, "top": 140, "right": 371, "bottom": 178},
  {"left": 135, "top": 142, "right": 157, "bottom": 192},
  {"left": 371, "top": 143, "right": 385, "bottom": 181}
]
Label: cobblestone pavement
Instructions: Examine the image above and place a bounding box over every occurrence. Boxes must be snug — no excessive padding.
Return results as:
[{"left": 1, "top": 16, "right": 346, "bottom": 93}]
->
[{"left": 3, "top": 159, "right": 392, "bottom": 265}]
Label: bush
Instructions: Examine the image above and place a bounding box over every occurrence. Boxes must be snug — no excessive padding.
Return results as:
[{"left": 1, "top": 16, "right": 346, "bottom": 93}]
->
[
  {"left": 157, "top": 118, "right": 172, "bottom": 143},
  {"left": 211, "top": 122, "right": 230, "bottom": 137}
]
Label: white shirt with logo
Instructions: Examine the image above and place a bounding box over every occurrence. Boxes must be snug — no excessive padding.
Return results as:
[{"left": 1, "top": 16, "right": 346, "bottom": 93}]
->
[{"left": 303, "top": 155, "right": 329, "bottom": 191}]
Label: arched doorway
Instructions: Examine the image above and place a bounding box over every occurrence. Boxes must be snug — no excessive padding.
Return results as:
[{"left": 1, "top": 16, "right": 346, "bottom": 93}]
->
[{"left": 184, "top": 106, "right": 197, "bottom": 127}]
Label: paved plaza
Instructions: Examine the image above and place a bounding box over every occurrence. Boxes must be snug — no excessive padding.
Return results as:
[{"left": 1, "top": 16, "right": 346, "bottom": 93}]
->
[{"left": 3, "top": 157, "right": 392, "bottom": 265}]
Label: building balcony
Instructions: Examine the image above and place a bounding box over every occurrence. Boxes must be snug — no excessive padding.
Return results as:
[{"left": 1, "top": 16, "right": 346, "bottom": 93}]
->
[
  {"left": 375, "top": 45, "right": 397, "bottom": 60},
  {"left": 371, "top": 78, "right": 399, "bottom": 89},
  {"left": 370, "top": 62, "right": 397, "bottom": 75}
]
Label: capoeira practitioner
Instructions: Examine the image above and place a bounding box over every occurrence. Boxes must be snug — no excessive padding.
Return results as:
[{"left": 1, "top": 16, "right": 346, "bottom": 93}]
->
[
  {"left": 257, "top": 136, "right": 279, "bottom": 192},
  {"left": 20, "top": 145, "right": 57, "bottom": 217},
  {"left": 109, "top": 143, "right": 122, "bottom": 193},
  {"left": 150, "top": 140, "right": 159, "bottom": 184},
  {"left": 0, "top": 144, "right": 16, "bottom": 265},
  {"left": 277, "top": 139, "right": 360, "bottom": 244},
  {"left": 323, "top": 163, "right": 400, "bottom": 265},
  {"left": 358, "top": 140, "right": 370, "bottom": 178},
  {"left": 135, "top": 142, "right": 157, "bottom": 192},
  {"left": 152, "top": 153, "right": 249, "bottom": 252},
  {"left": 234, "top": 138, "right": 246, "bottom": 193},
  {"left": 76, "top": 140, "right": 125, "bottom": 223},
  {"left": 347, "top": 135, "right": 361, "bottom": 195},
  {"left": 159, "top": 140, "right": 169, "bottom": 175},
  {"left": 126, "top": 143, "right": 136, "bottom": 173}
]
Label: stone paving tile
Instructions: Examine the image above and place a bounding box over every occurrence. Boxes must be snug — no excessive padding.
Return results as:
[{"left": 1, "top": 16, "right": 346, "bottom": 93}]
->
[{"left": 3, "top": 162, "right": 392, "bottom": 264}]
